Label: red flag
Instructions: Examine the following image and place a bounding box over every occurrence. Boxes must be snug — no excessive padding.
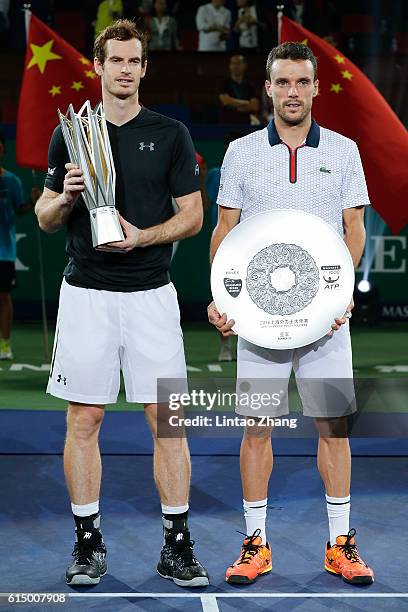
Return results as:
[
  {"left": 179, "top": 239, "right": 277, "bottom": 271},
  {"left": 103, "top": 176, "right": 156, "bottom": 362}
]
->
[
  {"left": 16, "top": 14, "right": 101, "bottom": 171},
  {"left": 280, "top": 16, "right": 408, "bottom": 234}
]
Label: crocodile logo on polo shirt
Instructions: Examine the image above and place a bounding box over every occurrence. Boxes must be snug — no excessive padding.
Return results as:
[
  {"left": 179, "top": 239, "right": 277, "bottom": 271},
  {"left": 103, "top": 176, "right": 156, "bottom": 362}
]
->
[
  {"left": 139, "top": 142, "right": 155, "bottom": 151},
  {"left": 319, "top": 166, "right": 331, "bottom": 173}
]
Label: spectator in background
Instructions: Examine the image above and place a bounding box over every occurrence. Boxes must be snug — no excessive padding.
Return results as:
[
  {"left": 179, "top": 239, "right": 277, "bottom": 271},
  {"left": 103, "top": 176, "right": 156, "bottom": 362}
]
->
[
  {"left": 219, "top": 54, "right": 260, "bottom": 124},
  {"left": 0, "top": 0, "right": 9, "bottom": 32},
  {"left": 292, "top": 0, "right": 304, "bottom": 24},
  {"left": 95, "top": 0, "right": 124, "bottom": 37},
  {"left": 147, "top": 0, "right": 181, "bottom": 50},
  {"left": 233, "top": 0, "right": 259, "bottom": 50},
  {"left": 196, "top": 0, "right": 231, "bottom": 51},
  {"left": 0, "top": 0, "right": 9, "bottom": 49},
  {"left": 0, "top": 135, "right": 37, "bottom": 360},
  {"left": 137, "top": 0, "right": 155, "bottom": 15}
]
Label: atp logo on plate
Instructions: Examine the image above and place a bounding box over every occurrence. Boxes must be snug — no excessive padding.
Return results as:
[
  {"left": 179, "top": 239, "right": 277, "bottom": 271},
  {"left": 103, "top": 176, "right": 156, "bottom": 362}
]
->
[{"left": 321, "top": 265, "right": 341, "bottom": 289}]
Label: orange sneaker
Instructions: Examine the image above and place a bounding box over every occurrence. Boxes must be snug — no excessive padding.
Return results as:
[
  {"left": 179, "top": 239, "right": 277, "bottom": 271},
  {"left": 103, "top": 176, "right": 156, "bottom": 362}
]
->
[
  {"left": 226, "top": 529, "right": 272, "bottom": 584},
  {"left": 325, "top": 528, "right": 374, "bottom": 585}
]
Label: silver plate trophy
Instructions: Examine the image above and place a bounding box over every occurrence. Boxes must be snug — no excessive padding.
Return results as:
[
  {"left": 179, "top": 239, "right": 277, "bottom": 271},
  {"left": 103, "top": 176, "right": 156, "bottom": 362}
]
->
[
  {"left": 211, "top": 210, "right": 355, "bottom": 349},
  {"left": 58, "top": 100, "right": 125, "bottom": 247}
]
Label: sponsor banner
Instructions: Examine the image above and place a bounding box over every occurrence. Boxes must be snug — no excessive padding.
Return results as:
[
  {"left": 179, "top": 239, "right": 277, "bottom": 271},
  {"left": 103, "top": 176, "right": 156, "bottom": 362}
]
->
[{"left": 381, "top": 304, "right": 408, "bottom": 320}]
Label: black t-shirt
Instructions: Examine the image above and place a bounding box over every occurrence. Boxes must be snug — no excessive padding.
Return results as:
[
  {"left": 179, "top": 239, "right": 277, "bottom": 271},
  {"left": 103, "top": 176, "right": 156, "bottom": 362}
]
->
[
  {"left": 219, "top": 78, "right": 257, "bottom": 124},
  {"left": 44, "top": 107, "right": 199, "bottom": 291}
]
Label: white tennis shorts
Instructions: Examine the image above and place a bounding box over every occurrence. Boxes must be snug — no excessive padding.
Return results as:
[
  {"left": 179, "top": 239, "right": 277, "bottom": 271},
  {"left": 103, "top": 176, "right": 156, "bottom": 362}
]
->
[
  {"left": 236, "top": 321, "right": 356, "bottom": 418},
  {"left": 47, "top": 279, "right": 187, "bottom": 405}
]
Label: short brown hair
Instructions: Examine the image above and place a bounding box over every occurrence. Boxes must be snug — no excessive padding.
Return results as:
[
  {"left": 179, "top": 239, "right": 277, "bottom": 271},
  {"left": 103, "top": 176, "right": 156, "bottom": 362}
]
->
[
  {"left": 266, "top": 42, "right": 317, "bottom": 79},
  {"left": 94, "top": 19, "right": 148, "bottom": 66}
]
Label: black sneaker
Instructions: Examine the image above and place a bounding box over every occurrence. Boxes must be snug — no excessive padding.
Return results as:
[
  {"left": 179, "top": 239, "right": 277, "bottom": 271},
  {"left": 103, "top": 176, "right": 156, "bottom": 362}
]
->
[
  {"left": 157, "top": 530, "right": 209, "bottom": 587},
  {"left": 66, "top": 529, "right": 107, "bottom": 586}
]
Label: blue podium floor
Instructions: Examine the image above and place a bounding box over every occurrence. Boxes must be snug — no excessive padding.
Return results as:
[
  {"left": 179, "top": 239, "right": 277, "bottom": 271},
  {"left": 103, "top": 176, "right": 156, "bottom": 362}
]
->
[{"left": 0, "top": 455, "right": 407, "bottom": 612}]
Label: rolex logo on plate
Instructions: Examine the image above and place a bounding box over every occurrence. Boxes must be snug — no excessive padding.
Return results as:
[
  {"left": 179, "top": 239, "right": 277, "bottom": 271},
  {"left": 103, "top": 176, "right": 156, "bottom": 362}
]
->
[{"left": 224, "top": 278, "right": 242, "bottom": 297}]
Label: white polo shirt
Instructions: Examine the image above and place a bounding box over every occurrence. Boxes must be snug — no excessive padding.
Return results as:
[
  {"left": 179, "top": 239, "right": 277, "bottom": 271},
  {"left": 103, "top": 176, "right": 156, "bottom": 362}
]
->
[
  {"left": 196, "top": 3, "right": 231, "bottom": 51},
  {"left": 217, "top": 120, "right": 371, "bottom": 236}
]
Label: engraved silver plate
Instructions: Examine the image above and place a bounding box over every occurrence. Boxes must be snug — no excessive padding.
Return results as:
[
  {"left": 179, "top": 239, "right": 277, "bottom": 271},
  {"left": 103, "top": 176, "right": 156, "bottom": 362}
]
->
[{"left": 211, "top": 210, "right": 355, "bottom": 349}]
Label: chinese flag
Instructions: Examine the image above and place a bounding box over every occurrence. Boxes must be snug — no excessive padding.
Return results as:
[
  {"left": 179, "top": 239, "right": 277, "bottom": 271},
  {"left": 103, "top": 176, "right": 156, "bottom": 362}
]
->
[
  {"left": 281, "top": 16, "right": 408, "bottom": 234},
  {"left": 16, "top": 14, "right": 101, "bottom": 171}
]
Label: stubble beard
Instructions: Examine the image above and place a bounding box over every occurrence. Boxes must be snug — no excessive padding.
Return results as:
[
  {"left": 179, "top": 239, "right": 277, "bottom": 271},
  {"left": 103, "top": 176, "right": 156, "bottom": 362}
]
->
[
  {"left": 277, "top": 102, "right": 311, "bottom": 126},
  {"left": 105, "top": 76, "right": 139, "bottom": 101}
]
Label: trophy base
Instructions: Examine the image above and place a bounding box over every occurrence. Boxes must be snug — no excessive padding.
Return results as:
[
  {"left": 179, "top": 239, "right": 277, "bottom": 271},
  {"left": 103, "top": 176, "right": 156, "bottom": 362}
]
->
[{"left": 90, "top": 206, "right": 125, "bottom": 247}]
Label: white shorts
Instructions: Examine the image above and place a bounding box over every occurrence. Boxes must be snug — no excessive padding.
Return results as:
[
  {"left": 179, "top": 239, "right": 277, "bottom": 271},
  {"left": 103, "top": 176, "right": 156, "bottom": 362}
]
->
[
  {"left": 236, "top": 321, "right": 356, "bottom": 418},
  {"left": 47, "top": 279, "right": 187, "bottom": 405}
]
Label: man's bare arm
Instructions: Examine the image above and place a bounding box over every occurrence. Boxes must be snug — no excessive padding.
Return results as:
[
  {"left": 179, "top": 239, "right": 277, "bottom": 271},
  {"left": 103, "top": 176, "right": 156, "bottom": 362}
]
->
[
  {"left": 98, "top": 190, "right": 203, "bottom": 253},
  {"left": 35, "top": 187, "right": 73, "bottom": 233},
  {"left": 139, "top": 190, "right": 203, "bottom": 245},
  {"left": 328, "top": 206, "right": 366, "bottom": 333},
  {"left": 210, "top": 205, "right": 241, "bottom": 263},
  {"left": 236, "top": 97, "right": 260, "bottom": 113},
  {"left": 219, "top": 93, "right": 260, "bottom": 113},
  {"left": 208, "top": 205, "right": 241, "bottom": 335},
  {"left": 35, "top": 163, "right": 84, "bottom": 233},
  {"left": 343, "top": 206, "right": 366, "bottom": 268}
]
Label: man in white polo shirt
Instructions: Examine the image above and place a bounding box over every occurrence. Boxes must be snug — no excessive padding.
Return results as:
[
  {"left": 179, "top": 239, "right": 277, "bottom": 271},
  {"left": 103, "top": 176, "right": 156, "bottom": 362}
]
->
[
  {"left": 208, "top": 42, "right": 374, "bottom": 586},
  {"left": 196, "top": 0, "right": 231, "bottom": 52}
]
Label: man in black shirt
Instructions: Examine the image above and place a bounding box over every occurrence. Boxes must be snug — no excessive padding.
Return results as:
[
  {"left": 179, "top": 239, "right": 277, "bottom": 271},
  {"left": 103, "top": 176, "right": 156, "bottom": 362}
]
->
[
  {"left": 219, "top": 54, "right": 260, "bottom": 124},
  {"left": 35, "top": 19, "right": 209, "bottom": 588}
]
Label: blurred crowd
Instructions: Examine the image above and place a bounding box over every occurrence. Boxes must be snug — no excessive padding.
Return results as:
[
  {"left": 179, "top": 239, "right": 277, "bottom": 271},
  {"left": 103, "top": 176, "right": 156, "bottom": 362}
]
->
[
  {"left": 1, "top": 0, "right": 407, "bottom": 56},
  {"left": 1, "top": 0, "right": 406, "bottom": 130}
]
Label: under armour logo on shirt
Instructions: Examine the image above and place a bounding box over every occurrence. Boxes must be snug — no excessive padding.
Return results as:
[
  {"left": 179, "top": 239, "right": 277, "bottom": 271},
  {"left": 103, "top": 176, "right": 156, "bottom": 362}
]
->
[
  {"left": 139, "top": 142, "right": 155, "bottom": 151},
  {"left": 83, "top": 532, "right": 92, "bottom": 539},
  {"left": 195, "top": 164, "right": 199, "bottom": 175},
  {"left": 48, "top": 167, "right": 56, "bottom": 175}
]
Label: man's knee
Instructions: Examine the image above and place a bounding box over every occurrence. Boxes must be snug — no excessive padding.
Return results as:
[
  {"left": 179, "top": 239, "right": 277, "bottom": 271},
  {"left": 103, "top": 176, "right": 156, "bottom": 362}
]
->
[
  {"left": 66, "top": 403, "right": 104, "bottom": 441},
  {"left": 145, "top": 403, "right": 178, "bottom": 440},
  {"left": 243, "top": 422, "right": 273, "bottom": 447},
  {"left": 319, "top": 437, "right": 350, "bottom": 462},
  {"left": 315, "top": 416, "right": 349, "bottom": 439}
]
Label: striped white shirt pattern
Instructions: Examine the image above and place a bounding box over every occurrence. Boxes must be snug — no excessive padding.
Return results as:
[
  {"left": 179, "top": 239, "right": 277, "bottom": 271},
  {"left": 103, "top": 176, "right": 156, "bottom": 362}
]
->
[{"left": 217, "top": 120, "right": 371, "bottom": 236}]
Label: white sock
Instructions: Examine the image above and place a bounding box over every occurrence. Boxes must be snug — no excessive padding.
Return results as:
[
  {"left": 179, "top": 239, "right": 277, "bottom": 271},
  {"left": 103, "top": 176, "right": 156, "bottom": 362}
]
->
[
  {"left": 326, "top": 494, "right": 350, "bottom": 546},
  {"left": 161, "top": 503, "right": 189, "bottom": 515},
  {"left": 243, "top": 498, "right": 267, "bottom": 544},
  {"left": 71, "top": 500, "right": 99, "bottom": 518}
]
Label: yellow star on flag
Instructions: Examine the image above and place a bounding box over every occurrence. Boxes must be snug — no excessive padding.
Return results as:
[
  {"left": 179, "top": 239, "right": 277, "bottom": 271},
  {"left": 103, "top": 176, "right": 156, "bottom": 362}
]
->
[
  {"left": 49, "top": 85, "right": 61, "bottom": 97},
  {"left": 84, "top": 69, "right": 97, "bottom": 79},
  {"left": 79, "top": 57, "right": 91, "bottom": 65},
  {"left": 330, "top": 83, "right": 343, "bottom": 94},
  {"left": 71, "top": 80, "right": 84, "bottom": 92},
  {"left": 27, "top": 39, "right": 62, "bottom": 74},
  {"left": 341, "top": 69, "right": 353, "bottom": 80},
  {"left": 334, "top": 54, "right": 345, "bottom": 64}
]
